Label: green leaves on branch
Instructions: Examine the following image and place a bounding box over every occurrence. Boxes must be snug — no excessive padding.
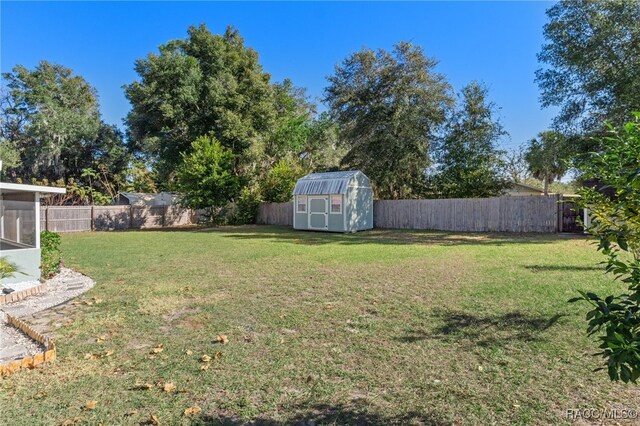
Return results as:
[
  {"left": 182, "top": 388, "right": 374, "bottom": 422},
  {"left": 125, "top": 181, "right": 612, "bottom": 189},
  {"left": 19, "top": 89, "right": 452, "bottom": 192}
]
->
[
  {"left": 175, "top": 133, "right": 242, "bottom": 220},
  {"left": 574, "top": 114, "right": 640, "bottom": 383}
]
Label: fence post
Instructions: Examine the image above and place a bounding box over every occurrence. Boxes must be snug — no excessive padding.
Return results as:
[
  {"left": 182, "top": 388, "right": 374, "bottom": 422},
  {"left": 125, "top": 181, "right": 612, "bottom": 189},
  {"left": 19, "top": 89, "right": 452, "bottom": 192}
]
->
[
  {"left": 162, "top": 205, "right": 167, "bottom": 228},
  {"left": 45, "top": 207, "right": 49, "bottom": 232},
  {"left": 91, "top": 205, "right": 95, "bottom": 231},
  {"left": 129, "top": 206, "right": 133, "bottom": 229}
]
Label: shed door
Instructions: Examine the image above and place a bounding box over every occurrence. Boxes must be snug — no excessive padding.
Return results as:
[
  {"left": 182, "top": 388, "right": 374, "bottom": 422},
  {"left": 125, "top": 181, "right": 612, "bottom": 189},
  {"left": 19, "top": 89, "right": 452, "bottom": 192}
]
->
[{"left": 308, "top": 196, "right": 328, "bottom": 230}]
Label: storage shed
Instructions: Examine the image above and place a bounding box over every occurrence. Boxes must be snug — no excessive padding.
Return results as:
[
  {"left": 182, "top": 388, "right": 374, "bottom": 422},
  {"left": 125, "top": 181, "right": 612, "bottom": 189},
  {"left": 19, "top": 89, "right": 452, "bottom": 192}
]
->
[{"left": 293, "top": 170, "right": 373, "bottom": 233}]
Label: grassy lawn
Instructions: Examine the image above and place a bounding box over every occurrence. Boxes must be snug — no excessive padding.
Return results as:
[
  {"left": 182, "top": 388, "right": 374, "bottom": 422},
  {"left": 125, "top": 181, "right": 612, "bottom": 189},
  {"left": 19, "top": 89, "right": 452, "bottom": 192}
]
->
[{"left": 1, "top": 226, "right": 638, "bottom": 425}]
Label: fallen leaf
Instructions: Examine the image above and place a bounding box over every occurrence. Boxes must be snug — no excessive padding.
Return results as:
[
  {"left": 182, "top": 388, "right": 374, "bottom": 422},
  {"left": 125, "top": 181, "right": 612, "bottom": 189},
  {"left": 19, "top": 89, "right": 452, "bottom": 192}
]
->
[
  {"left": 243, "top": 335, "right": 253, "bottom": 343},
  {"left": 185, "top": 349, "right": 193, "bottom": 355},
  {"left": 85, "top": 400, "right": 97, "bottom": 410},
  {"left": 200, "top": 363, "right": 210, "bottom": 371},
  {"left": 104, "top": 350, "right": 114, "bottom": 357},
  {"left": 132, "top": 383, "right": 153, "bottom": 391},
  {"left": 183, "top": 406, "right": 202, "bottom": 417},
  {"left": 477, "top": 366, "right": 484, "bottom": 372},
  {"left": 150, "top": 344, "right": 164, "bottom": 354},
  {"left": 139, "top": 415, "right": 159, "bottom": 425},
  {"left": 278, "top": 314, "right": 287, "bottom": 319},
  {"left": 214, "top": 351, "right": 223, "bottom": 359},
  {"left": 84, "top": 353, "right": 97, "bottom": 360},
  {"left": 93, "top": 297, "right": 103, "bottom": 304},
  {"left": 61, "top": 417, "right": 83, "bottom": 425},
  {"left": 163, "top": 382, "right": 175, "bottom": 393},
  {"left": 96, "top": 335, "right": 107, "bottom": 342},
  {"left": 214, "top": 335, "right": 229, "bottom": 344},
  {"left": 201, "top": 355, "right": 211, "bottom": 363}
]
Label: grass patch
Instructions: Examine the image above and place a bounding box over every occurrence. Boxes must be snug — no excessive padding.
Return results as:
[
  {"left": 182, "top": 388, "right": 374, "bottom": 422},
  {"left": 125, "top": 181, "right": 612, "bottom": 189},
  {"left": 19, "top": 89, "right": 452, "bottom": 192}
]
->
[{"left": 1, "top": 226, "right": 637, "bottom": 425}]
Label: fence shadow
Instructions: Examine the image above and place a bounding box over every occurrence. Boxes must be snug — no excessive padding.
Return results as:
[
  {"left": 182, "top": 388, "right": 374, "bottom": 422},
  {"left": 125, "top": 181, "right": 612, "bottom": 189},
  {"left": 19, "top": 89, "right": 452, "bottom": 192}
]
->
[
  {"left": 523, "top": 265, "right": 602, "bottom": 272},
  {"left": 396, "top": 310, "right": 566, "bottom": 347},
  {"left": 197, "top": 402, "right": 452, "bottom": 426},
  {"left": 213, "top": 225, "right": 565, "bottom": 247}
]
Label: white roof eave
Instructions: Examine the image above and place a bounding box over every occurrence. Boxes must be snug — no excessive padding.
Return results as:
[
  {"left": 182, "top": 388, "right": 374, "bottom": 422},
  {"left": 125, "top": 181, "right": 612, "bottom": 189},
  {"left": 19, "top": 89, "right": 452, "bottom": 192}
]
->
[{"left": 0, "top": 182, "right": 67, "bottom": 194}]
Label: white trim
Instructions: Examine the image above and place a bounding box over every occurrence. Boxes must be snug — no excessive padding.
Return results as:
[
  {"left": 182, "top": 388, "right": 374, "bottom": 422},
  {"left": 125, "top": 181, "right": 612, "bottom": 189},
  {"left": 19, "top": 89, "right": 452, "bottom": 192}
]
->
[
  {"left": 307, "top": 195, "right": 328, "bottom": 230},
  {"left": 35, "top": 192, "right": 41, "bottom": 248},
  {"left": 329, "top": 194, "right": 342, "bottom": 214},
  {"left": 296, "top": 195, "right": 307, "bottom": 213},
  {"left": 0, "top": 182, "right": 66, "bottom": 194}
]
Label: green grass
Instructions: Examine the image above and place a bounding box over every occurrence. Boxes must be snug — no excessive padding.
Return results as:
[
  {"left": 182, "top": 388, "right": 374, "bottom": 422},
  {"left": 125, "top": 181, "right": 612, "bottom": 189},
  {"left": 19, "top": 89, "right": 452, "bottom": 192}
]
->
[{"left": 1, "top": 226, "right": 637, "bottom": 425}]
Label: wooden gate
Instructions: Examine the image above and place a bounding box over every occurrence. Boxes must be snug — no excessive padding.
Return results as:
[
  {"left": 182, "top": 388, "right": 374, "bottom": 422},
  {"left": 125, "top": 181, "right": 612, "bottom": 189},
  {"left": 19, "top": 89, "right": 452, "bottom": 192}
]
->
[{"left": 559, "top": 197, "right": 583, "bottom": 233}]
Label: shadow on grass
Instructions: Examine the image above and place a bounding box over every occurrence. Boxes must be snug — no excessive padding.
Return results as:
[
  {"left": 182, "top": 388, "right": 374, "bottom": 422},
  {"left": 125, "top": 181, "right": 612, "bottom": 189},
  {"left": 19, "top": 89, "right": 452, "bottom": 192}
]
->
[
  {"left": 523, "top": 265, "right": 602, "bottom": 272},
  {"left": 189, "top": 225, "right": 568, "bottom": 247},
  {"left": 196, "top": 402, "right": 451, "bottom": 426},
  {"left": 397, "top": 310, "right": 566, "bottom": 347}
]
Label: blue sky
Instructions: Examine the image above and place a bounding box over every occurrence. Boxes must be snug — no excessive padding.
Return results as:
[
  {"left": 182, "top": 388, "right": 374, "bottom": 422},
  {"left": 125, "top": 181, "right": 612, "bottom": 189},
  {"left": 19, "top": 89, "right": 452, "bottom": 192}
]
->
[{"left": 1, "top": 1, "right": 556, "bottom": 150}]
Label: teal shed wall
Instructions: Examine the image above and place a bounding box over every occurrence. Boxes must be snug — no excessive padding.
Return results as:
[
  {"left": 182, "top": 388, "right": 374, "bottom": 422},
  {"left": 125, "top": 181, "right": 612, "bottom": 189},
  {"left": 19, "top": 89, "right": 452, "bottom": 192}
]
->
[{"left": 292, "top": 171, "right": 372, "bottom": 233}]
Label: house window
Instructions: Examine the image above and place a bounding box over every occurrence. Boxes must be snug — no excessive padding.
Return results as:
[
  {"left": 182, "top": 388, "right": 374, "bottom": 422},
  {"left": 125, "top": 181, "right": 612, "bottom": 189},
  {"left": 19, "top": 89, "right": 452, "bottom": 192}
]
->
[
  {"left": 330, "top": 195, "right": 342, "bottom": 214},
  {"left": 296, "top": 196, "right": 307, "bottom": 213}
]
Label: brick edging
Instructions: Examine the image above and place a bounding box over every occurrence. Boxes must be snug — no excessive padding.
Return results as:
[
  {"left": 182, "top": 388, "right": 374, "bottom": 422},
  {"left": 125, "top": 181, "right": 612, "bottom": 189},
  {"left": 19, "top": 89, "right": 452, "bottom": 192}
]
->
[
  {"left": 0, "top": 282, "right": 47, "bottom": 305},
  {"left": 0, "top": 314, "right": 56, "bottom": 376}
]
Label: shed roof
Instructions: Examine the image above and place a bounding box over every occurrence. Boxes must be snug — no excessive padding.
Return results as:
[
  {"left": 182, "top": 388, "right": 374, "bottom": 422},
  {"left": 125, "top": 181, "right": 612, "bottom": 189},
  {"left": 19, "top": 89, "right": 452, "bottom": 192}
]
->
[
  {"left": 293, "top": 170, "right": 369, "bottom": 195},
  {"left": 118, "top": 192, "right": 178, "bottom": 206}
]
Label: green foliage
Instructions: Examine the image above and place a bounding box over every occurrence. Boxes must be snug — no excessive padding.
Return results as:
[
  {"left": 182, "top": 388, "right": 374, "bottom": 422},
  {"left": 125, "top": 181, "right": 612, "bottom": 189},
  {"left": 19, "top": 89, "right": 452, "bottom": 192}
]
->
[
  {"left": 572, "top": 114, "right": 640, "bottom": 383},
  {"left": 429, "top": 82, "right": 510, "bottom": 198},
  {"left": 325, "top": 41, "right": 454, "bottom": 199},
  {"left": 234, "top": 186, "right": 262, "bottom": 225},
  {"left": 1, "top": 61, "right": 130, "bottom": 188},
  {"left": 40, "top": 230, "right": 62, "bottom": 279},
  {"left": 175, "top": 133, "right": 242, "bottom": 220},
  {"left": 0, "top": 257, "right": 22, "bottom": 282},
  {"left": 261, "top": 159, "right": 305, "bottom": 203},
  {"left": 537, "top": 1, "right": 640, "bottom": 133},
  {"left": 524, "top": 131, "right": 571, "bottom": 195},
  {"left": 125, "top": 25, "right": 277, "bottom": 183}
]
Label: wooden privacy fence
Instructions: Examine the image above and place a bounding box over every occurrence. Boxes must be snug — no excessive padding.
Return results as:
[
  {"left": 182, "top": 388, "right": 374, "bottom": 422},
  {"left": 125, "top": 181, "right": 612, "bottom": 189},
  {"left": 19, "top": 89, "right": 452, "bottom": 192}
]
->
[
  {"left": 257, "top": 195, "right": 569, "bottom": 233},
  {"left": 256, "top": 202, "right": 293, "bottom": 226},
  {"left": 373, "top": 196, "right": 559, "bottom": 233},
  {"left": 39, "top": 205, "right": 194, "bottom": 232}
]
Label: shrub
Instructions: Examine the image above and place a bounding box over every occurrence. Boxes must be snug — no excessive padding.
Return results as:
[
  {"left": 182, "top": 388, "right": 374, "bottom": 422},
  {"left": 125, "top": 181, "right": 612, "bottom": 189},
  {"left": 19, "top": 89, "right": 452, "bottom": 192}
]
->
[
  {"left": 41, "top": 230, "right": 62, "bottom": 279},
  {"left": 261, "top": 159, "right": 305, "bottom": 203},
  {"left": 573, "top": 113, "right": 640, "bottom": 383},
  {"left": 234, "top": 187, "right": 262, "bottom": 224}
]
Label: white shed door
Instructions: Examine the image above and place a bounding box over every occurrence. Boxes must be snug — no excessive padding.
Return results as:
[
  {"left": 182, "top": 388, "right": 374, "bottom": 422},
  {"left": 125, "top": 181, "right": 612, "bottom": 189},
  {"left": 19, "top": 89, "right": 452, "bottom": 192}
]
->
[{"left": 308, "top": 196, "right": 328, "bottom": 230}]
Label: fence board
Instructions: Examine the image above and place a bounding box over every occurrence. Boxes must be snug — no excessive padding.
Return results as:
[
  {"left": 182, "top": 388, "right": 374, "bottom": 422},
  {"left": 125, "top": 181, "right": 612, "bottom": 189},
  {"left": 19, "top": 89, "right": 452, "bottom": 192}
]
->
[
  {"left": 37, "top": 205, "right": 197, "bottom": 232},
  {"left": 373, "top": 196, "right": 559, "bottom": 233},
  {"left": 257, "top": 202, "right": 293, "bottom": 226}
]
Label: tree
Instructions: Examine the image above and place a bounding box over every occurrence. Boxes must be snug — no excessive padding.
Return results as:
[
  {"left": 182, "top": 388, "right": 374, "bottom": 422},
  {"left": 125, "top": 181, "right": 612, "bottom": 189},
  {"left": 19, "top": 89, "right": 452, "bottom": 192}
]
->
[
  {"left": 0, "top": 62, "right": 130, "bottom": 195},
  {"left": 125, "top": 25, "right": 277, "bottom": 183},
  {"left": 524, "top": 131, "right": 570, "bottom": 195},
  {"left": 325, "top": 42, "right": 454, "bottom": 199},
  {"left": 260, "top": 159, "right": 305, "bottom": 203},
  {"left": 536, "top": 1, "right": 640, "bottom": 133},
  {"left": 429, "top": 82, "right": 510, "bottom": 198},
  {"left": 174, "top": 133, "right": 241, "bottom": 219},
  {"left": 572, "top": 114, "right": 640, "bottom": 383},
  {"left": 503, "top": 144, "right": 531, "bottom": 184}
]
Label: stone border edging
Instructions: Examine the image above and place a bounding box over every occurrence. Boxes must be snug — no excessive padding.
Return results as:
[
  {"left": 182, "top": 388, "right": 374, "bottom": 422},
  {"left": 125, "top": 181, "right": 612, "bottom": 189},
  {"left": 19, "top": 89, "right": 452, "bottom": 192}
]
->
[
  {"left": 0, "top": 314, "right": 56, "bottom": 376},
  {"left": 0, "top": 282, "right": 47, "bottom": 305}
]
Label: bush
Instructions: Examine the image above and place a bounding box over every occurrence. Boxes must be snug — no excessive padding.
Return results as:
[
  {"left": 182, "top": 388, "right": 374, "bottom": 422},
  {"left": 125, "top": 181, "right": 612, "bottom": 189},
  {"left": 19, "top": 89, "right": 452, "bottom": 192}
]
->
[
  {"left": 261, "top": 159, "right": 305, "bottom": 203},
  {"left": 0, "top": 257, "right": 22, "bottom": 282},
  {"left": 234, "top": 187, "right": 262, "bottom": 224},
  {"left": 41, "top": 230, "right": 62, "bottom": 279},
  {"left": 573, "top": 114, "right": 640, "bottom": 383}
]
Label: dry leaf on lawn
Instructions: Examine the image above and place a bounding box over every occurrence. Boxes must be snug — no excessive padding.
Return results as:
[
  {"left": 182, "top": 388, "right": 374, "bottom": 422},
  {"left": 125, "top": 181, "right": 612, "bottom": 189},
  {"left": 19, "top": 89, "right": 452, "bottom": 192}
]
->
[
  {"left": 151, "top": 344, "right": 164, "bottom": 354},
  {"left": 214, "top": 335, "right": 229, "bottom": 344},
  {"left": 96, "top": 335, "right": 107, "bottom": 342},
  {"left": 84, "top": 400, "right": 97, "bottom": 410},
  {"left": 183, "top": 406, "right": 202, "bottom": 417},
  {"left": 163, "top": 382, "right": 176, "bottom": 393},
  {"left": 132, "top": 383, "right": 153, "bottom": 391},
  {"left": 201, "top": 355, "right": 211, "bottom": 363},
  {"left": 185, "top": 349, "right": 193, "bottom": 355},
  {"left": 200, "top": 363, "right": 210, "bottom": 371}
]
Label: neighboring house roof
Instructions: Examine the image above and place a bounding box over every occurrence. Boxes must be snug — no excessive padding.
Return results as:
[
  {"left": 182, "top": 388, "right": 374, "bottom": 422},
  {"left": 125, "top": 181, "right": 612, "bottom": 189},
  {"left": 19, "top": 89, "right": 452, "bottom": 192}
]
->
[
  {"left": 118, "top": 192, "right": 178, "bottom": 206},
  {"left": 293, "top": 170, "right": 370, "bottom": 195},
  {"left": 0, "top": 182, "right": 67, "bottom": 195},
  {"left": 507, "top": 182, "right": 545, "bottom": 194}
]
